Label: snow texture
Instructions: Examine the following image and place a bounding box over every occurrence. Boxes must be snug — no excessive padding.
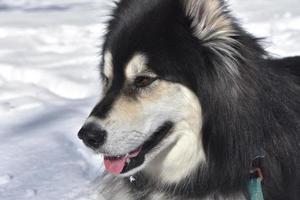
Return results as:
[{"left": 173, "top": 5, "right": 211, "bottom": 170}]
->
[{"left": 0, "top": 0, "right": 299, "bottom": 199}]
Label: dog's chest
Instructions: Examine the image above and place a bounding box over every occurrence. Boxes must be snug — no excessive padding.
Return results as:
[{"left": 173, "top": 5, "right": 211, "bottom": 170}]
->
[{"left": 98, "top": 174, "right": 246, "bottom": 200}]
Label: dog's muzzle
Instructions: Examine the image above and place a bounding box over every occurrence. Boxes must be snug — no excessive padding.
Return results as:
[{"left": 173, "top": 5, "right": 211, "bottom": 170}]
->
[{"left": 77, "top": 123, "right": 106, "bottom": 149}]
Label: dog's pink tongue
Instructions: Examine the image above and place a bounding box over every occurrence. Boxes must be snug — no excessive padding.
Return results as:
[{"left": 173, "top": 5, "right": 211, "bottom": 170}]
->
[
  {"left": 103, "top": 148, "right": 141, "bottom": 175},
  {"left": 104, "top": 156, "right": 126, "bottom": 175}
]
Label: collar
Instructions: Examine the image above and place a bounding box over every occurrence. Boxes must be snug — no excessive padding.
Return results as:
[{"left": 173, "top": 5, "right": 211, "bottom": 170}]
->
[{"left": 248, "top": 156, "right": 265, "bottom": 200}]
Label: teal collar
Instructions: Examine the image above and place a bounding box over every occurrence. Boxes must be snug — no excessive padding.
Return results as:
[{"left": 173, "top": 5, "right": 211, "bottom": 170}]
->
[
  {"left": 248, "top": 172, "right": 264, "bottom": 200},
  {"left": 248, "top": 155, "right": 265, "bottom": 200}
]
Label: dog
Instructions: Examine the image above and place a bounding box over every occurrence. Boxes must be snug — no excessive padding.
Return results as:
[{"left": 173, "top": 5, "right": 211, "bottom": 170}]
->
[{"left": 77, "top": 0, "right": 300, "bottom": 199}]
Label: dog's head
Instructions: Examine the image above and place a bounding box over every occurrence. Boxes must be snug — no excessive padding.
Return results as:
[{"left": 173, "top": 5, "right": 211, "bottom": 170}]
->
[{"left": 78, "top": 0, "right": 243, "bottom": 183}]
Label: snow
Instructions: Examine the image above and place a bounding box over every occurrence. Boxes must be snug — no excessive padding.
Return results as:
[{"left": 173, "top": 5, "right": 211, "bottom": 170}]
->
[
  {"left": 0, "top": 0, "right": 299, "bottom": 199},
  {"left": 230, "top": 0, "right": 300, "bottom": 56}
]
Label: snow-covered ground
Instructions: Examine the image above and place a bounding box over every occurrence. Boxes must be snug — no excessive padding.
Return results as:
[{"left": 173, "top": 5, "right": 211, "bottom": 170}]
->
[{"left": 0, "top": 0, "right": 299, "bottom": 199}]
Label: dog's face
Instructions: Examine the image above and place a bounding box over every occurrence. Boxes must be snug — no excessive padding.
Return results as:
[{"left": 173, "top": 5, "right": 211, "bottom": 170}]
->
[
  {"left": 79, "top": 51, "right": 205, "bottom": 182},
  {"left": 78, "top": 0, "right": 239, "bottom": 183}
]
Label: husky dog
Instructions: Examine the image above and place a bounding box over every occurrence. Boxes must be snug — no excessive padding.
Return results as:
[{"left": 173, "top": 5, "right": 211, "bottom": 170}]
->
[{"left": 78, "top": 0, "right": 300, "bottom": 199}]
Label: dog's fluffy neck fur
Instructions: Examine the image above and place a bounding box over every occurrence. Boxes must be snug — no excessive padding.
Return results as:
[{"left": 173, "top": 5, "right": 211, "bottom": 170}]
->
[{"left": 100, "top": 0, "right": 300, "bottom": 199}]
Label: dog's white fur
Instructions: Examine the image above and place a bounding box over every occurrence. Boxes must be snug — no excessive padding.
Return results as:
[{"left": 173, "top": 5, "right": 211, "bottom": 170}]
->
[
  {"left": 144, "top": 86, "right": 205, "bottom": 183},
  {"left": 103, "top": 52, "right": 113, "bottom": 80},
  {"left": 125, "top": 53, "right": 149, "bottom": 79}
]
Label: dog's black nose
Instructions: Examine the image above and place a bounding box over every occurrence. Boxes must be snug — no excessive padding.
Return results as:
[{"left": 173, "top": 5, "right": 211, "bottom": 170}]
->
[{"left": 78, "top": 124, "right": 106, "bottom": 149}]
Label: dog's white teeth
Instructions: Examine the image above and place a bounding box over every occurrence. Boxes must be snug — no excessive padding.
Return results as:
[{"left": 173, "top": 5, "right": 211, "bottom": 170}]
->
[{"left": 126, "top": 158, "right": 131, "bottom": 164}]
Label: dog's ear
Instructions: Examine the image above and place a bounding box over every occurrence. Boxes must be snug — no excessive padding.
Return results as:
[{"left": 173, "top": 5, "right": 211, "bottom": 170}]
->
[
  {"left": 182, "top": 0, "right": 236, "bottom": 43},
  {"left": 182, "top": 0, "right": 241, "bottom": 75}
]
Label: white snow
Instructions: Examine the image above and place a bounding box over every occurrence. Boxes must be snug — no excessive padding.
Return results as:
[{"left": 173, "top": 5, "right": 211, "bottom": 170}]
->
[{"left": 0, "top": 0, "right": 299, "bottom": 200}]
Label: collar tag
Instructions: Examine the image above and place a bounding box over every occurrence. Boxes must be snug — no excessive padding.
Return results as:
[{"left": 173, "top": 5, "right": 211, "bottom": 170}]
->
[{"left": 129, "top": 176, "right": 136, "bottom": 183}]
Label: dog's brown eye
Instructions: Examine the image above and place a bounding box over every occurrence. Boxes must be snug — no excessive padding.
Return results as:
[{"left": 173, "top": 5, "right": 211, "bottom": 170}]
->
[{"left": 134, "top": 76, "right": 157, "bottom": 88}]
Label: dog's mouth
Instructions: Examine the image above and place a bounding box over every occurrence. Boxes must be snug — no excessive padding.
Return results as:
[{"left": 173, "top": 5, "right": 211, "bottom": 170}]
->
[{"left": 103, "top": 122, "right": 173, "bottom": 175}]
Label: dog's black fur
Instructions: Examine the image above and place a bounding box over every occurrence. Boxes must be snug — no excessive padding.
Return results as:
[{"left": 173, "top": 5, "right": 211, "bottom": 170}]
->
[{"left": 100, "top": 0, "right": 300, "bottom": 199}]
